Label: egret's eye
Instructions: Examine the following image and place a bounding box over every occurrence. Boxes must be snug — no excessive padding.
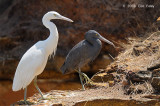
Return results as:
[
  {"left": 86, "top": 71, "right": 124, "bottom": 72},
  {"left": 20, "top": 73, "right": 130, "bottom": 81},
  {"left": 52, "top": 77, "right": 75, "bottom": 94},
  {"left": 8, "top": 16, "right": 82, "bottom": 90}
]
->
[
  {"left": 53, "top": 14, "right": 57, "bottom": 17},
  {"left": 96, "top": 34, "right": 98, "bottom": 36}
]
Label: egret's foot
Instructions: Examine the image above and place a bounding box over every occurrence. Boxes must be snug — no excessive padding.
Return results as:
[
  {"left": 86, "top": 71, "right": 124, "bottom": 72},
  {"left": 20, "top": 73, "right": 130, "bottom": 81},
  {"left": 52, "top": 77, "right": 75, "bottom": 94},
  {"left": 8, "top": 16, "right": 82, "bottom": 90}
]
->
[
  {"left": 38, "top": 95, "right": 53, "bottom": 102},
  {"left": 18, "top": 100, "right": 34, "bottom": 105},
  {"left": 41, "top": 97, "right": 51, "bottom": 100},
  {"left": 80, "top": 87, "right": 85, "bottom": 91},
  {"left": 38, "top": 97, "right": 52, "bottom": 103}
]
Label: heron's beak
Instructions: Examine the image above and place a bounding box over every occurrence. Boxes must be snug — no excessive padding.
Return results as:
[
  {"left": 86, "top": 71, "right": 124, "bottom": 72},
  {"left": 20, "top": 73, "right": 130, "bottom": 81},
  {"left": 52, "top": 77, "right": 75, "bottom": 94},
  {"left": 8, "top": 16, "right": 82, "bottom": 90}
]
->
[
  {"left": 157, "top": 17, "right": 160, "bottom": 21},
  {"left": 59, "top": 15, "right": 73, "bottom": 22},
  {"left": 99, "top": 35, "right": 116, "bottom": 47}
]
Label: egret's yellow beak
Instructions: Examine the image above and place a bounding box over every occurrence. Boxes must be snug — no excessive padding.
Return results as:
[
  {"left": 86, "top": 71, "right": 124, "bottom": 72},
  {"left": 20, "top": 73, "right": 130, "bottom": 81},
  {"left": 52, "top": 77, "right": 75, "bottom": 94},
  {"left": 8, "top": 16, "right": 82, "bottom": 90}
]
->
[{"left": 157, "top": 17, "right": 160, "bottom": 21}]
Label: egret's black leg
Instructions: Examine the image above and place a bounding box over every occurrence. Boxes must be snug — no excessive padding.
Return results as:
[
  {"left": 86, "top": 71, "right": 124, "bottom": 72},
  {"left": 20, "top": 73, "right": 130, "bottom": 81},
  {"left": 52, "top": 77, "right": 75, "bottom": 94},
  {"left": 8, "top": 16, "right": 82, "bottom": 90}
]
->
[
  {"left": 34, "top": 76, "right": 44, "bottom": 99},
  {"left": 18, "top": 87, "right": 33, "bottom": 105},
  {"left": 78, "top": 68, "right": 85, "bottom": 90}
]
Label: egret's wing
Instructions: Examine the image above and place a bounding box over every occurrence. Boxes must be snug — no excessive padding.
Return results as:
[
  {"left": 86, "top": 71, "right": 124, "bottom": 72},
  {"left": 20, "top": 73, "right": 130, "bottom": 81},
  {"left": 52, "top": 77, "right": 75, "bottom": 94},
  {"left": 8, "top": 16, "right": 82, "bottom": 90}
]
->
[
  {"left": 12, "top": 45, "right": 46, "bottom": 91},
  {"left": 49, "top": 47, "right": 57, "bottom": 60},
  {"left": 53, "top": 47, "right": 57, "bottom": 58}
]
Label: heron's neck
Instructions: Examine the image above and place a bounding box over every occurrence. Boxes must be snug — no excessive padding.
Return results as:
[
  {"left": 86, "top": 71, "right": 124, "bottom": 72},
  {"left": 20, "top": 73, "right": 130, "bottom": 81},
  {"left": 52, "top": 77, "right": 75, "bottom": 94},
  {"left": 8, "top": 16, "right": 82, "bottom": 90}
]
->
[
  {"left": 85, "top": 36, "right": 102, "bottom": 49},
  {"left": 43, "top": 19, "right": 59, "bottom": 55},
  {"left": 85, "top": 35, "right": 98, "bottom": 44}
]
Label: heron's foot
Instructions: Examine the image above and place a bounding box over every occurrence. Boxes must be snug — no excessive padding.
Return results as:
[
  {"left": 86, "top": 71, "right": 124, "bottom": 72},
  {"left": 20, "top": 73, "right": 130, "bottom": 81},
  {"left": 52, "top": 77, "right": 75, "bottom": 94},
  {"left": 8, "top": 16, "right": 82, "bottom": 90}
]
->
[
  {"left": 80, "top": 72, "right": 93, "bottom": 85},
  {"left": 18, "top": 100, "right": 34, "bottom": 105},
  {"left": 76, "top": 70, "right": 93, "bottom": 90}
]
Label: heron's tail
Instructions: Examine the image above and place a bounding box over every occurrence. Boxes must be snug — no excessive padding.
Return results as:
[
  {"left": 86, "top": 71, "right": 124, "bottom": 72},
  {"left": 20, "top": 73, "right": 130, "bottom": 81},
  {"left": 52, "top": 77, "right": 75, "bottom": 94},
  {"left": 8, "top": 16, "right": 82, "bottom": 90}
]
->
[{"left": 60, "top": 63, "right": 67, "bottom": 74}]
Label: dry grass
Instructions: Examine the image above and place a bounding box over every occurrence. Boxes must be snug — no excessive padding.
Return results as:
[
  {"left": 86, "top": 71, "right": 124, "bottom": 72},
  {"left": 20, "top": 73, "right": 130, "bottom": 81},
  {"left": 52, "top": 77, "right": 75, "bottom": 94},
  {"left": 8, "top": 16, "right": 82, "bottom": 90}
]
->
[
  {"left": 114, "top": 31, "right": 160, "bottom": 73},
  {"left": 99, "top": 31, "right": 160, "bottom": 97}
]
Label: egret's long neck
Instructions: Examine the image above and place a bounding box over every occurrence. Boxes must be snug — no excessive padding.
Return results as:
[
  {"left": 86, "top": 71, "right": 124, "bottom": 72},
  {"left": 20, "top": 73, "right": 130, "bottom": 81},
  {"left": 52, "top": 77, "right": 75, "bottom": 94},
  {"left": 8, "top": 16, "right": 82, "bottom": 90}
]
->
[{"left": 43, "top": 18, "right": 59, "bottom": 55}]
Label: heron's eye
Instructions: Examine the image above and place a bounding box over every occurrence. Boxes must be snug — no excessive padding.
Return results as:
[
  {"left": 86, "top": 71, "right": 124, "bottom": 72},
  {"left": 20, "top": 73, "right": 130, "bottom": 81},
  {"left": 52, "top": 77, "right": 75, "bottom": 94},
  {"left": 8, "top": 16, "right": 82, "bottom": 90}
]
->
[{"left": 96, "top": 34, "right": 98, "bottom": 36}]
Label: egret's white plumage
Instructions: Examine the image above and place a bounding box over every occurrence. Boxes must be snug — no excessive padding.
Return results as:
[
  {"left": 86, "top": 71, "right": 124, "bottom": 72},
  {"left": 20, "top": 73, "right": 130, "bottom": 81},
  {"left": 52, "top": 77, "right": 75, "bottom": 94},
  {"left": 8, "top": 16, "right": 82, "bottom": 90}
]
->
[
  {"left": 12, "top": 42, "right": 47, "bottom": 91},
  {"left": 12, "top": 11, "right": 73, "bottom": 101}
]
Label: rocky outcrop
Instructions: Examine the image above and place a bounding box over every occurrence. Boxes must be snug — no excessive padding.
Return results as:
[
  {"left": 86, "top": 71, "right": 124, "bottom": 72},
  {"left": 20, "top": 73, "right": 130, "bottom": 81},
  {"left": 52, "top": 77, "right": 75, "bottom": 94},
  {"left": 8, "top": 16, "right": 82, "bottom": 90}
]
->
[
  {"left": 12, "top": 31, "right": 160, "bottom": 105},
  {"left": 0, "top": 0, "right": 160, "bottom": 80},
  {"left": 0, "top": 0, "right": 160, "bottom": 105},
  {"left": 91, "top": 31, "right": 160, "bottom": 93},
  {"left": 12, "top": 87, "right": 160, "bottom": 105}
]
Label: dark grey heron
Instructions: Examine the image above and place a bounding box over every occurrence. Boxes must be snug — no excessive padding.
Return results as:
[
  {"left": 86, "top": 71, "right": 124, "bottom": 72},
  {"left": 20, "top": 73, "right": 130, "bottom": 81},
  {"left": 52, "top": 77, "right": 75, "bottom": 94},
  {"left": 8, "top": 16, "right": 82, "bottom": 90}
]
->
[{"left": 61, "top": 30, "right": 115, "bottom": 90}]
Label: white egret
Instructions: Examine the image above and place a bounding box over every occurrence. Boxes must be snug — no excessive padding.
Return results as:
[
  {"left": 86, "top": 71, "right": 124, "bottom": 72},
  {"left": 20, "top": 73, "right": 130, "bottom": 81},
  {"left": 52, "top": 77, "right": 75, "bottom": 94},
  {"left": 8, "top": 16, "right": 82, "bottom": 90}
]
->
[{"left": 12, "top": 11, "right": 73, "bottom": 104}]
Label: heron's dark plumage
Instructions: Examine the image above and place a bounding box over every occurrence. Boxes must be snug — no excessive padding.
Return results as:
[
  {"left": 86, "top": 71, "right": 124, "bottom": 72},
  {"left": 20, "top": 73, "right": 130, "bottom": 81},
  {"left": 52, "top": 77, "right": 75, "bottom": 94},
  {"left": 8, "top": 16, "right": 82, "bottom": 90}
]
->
[{"left": 61, "top": 30, "right": 102, "bottom": 74}]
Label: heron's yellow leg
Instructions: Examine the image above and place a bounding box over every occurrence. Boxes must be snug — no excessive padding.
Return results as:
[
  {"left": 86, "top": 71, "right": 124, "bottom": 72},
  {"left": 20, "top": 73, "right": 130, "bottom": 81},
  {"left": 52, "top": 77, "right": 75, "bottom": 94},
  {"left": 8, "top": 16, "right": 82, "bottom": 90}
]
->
[
  {"left": 81, "top": 72, "right": 93, "bottom": 84},
  {"left": 77, "top": 68, "right": 93, "bottom": 90},
  {"left": 78, "top": 68, "right": 85, "bottom": 90}
]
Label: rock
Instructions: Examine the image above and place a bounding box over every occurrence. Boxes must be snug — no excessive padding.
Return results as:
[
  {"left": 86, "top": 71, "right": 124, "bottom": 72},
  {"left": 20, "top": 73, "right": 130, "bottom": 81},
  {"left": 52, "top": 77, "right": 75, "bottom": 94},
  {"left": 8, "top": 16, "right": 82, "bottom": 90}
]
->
[
  {"left": 92, "top": 31, "right": 160, "bottom": 94},
  {"left": 144, "top": 95, "right": 160, "bottom": 100},
  {"left": 0, "top": 0, "right": 13, "bottom": 14},
  {"left": 132, "top": 44, "right": 147, "bottom": 56},
  {"left": 151, "top": 77, "right": 160, "bottom": 91},
  {"left": 136, "top": 71, "right": 152, "bottom": 81},
  {"left": 108, "top": 80, "right": 114, "bottom": 87},
  {"left": 126, "top": 71, "right": 152, "bottom": 83},
  {"left": 12, "top": 88, "right": 160, "bottom": 106},
  {"left": 126, "top": 71, "right": 143, "bottom": 83},
  {"left": 148, "top": 64, "right": 160, "bottom": 71},
  {"left": 125, "top": 82, "right": 154, "bottom": 95},
  {"left": 91, "top": 72, "right": 114, "bottom": 83},
  {"left": 86, "top": 82, "right": 108, "bottom": 88},
  {"left": 10, "top": 31, "right": 160, "bottom": 105},
  {"left": 152, "top": 68, "right": 160, "bottom": 77},
  {"left": 148, "top": 68, "right": 160, "bottom": 91},
  {"left": 77, "top": 99, "right": 160, "bottom": 106},
  {"left": 0, "top": 0, "right": 159, "bottom": 79}
]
